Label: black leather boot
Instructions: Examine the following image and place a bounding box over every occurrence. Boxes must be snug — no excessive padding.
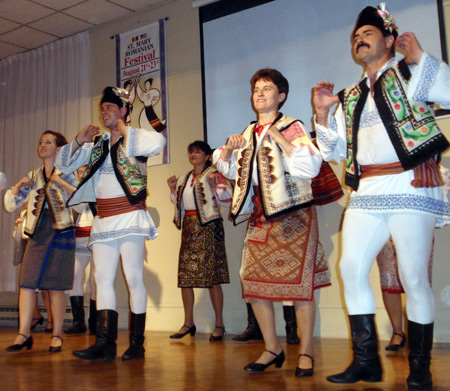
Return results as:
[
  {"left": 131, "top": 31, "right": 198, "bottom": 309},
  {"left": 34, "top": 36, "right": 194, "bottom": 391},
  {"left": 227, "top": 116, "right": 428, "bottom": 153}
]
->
[
  {"left": 283, "top": 305, "right": 300, "bottom": 345},
  {"left": 406, "top": 320, "right": 433, "bottom": 390},
  {"left": 64, "top": 296, "right": 87, "bottom": 335},
  {"left": 73, "top": 309, "right": 118, "bottom": 362},
  {"left": 327, "top": 314, "right": 382, "bottom": 383},
  {"left": 122, "top": 312, "right": 146, "bottom": 360},
  {"left": 232, "top": 303, "right": 263, "bottom": 341},
  {"left": 88, "top": 300, "right": 96, "bottom": 335}
]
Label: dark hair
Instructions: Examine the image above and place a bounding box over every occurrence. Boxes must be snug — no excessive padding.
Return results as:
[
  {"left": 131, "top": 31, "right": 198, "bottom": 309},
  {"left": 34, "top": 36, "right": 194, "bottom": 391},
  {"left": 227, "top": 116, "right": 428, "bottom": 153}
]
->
[
  {"left": 145, "top": 78, "right": 154, "bottom": 86},
  {"left": 100, "top": 86, "right": 131, "bottom": 118},
  {"left": 250, "top": 68, "right": 289, "bottom": 109},
  {"left": 188, "top": 140, "right": 212, "bottom": 167},
  {"left": 42, "top": 130, "right": 68, "bottom": 147}
]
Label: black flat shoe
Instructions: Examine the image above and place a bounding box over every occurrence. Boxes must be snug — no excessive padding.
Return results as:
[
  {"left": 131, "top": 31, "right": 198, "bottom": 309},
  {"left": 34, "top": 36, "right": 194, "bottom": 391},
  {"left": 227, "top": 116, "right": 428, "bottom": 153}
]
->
[
  {"left": 49, "top": 335, "right": 63, "bottom": 353},
  {"left": 6, "top": 334, "right": 33, "bottom": 352},
  {"left": 385, "top": 332, "right": 406, "bottom": 351},
  {"left": 244, "top": 349, "right": 285, "bottom": 372},
  {"left": 170, "top": 324, "right": 196, "bottom": 339},
  {"left": 209, "top": 326, "right": 225, "bottom": 342},
  {"left": 295, "top": 354, "right": 314, "bottom": 377},
  {"left": 30, "top": 316, "right": 44, "bottom": 330}
]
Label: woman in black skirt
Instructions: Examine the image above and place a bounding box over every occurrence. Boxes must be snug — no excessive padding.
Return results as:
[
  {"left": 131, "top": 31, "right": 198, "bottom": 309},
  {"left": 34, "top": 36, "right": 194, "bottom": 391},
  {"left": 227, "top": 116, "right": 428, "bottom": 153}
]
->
[{"left": 167, "top": 141, "right": 231, "bottom": 341}]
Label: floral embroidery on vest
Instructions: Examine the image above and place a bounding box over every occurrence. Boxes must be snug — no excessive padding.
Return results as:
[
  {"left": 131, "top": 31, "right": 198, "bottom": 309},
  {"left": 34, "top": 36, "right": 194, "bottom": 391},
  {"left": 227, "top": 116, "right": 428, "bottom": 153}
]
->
[{"left": 339, "top": 60, "right": 449, "bottom": 191}]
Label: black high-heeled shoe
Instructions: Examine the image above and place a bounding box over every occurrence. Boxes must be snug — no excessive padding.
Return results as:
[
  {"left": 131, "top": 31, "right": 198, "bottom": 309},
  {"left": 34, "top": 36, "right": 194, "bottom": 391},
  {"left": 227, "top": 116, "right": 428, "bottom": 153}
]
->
[
  {"left": 49, "top": 335, "right": 63, "bottom": 353},
  {"left": 169, "top": 324, "right": 196, "bottom": 339},
  {"left": 6, "top": 334, "right": 33, "bottom": 352},
  {"left": 385, "top": 332, "right": 406, "bottom": 351},
  {"left": 30, "top": 316, "right": 44, "bottom": 330},
  {"left": 295, "top": 353, "right": 314, "bottom": 377},
  {"left": 209, "top": 325, "right": 225, "bottom": 342},
  {"left": 244, "top": 349, "right": 285, "bottom": 372}
]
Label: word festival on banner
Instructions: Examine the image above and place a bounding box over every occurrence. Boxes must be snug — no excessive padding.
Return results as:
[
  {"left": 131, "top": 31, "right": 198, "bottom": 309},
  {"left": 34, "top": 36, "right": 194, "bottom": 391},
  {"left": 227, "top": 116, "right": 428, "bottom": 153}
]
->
[{"left": 115, "top": 19, "right": 169, "bottom": 166}]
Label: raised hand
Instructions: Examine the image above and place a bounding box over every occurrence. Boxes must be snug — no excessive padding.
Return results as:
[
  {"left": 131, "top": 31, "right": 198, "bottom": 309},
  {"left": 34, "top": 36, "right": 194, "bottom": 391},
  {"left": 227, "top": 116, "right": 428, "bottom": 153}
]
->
[
  {"left": 313, "top": 81, "right": 339, "bottom": 126},
  {"left": 49, "top": 173, "right": 76, "bottom": 195},
  {"left": 16, "top": 176, "right": 32, "bottom": 188},
  {"left": 77, "top": 124, "right": 100, "bottom": 144},
  {"left": 167, "top": 175, "right": 177, "bottom": 193},
  {"left": 225, "top": 135, "right": 246, "bottom": 151},
  {"left": 396, "top": 32, "right": 424, "bottom": 65},
  {"left": 222, "top": 134, "right": 246, "bottom": 161},
  {"left": 48, "top": 173, "right": 65, "bottom": 187},
  {"left": 11, "top": 176, "right": 33, "bottom": 196}
]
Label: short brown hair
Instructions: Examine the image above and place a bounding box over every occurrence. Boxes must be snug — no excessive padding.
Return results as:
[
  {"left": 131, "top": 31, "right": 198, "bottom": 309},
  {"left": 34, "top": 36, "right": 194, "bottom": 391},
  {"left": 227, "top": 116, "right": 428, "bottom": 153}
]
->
[{"left": 250, "top": 68, "right": 289, "bottom": 109}]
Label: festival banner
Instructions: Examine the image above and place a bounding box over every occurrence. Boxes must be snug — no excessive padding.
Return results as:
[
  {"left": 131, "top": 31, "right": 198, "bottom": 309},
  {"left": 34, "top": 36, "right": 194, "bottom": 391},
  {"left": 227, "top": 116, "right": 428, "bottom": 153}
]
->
[{"left": 115, "top": 19, "right": 169, "bottom": 165}]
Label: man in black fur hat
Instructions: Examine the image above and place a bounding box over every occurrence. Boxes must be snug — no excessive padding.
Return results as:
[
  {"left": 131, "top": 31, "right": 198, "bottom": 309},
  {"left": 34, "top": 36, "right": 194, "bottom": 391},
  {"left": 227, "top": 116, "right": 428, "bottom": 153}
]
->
[
  {"left": 313, "top": 4, "right": 450, "bottom": 389},
  {"left": 55, "top": 87, "right": 166, "bottom": 362}
]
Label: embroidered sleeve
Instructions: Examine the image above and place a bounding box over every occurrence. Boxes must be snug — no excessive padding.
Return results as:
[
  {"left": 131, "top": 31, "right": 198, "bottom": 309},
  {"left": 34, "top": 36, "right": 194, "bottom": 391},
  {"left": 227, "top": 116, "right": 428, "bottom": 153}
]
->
[
  {"left": 212, "top": 172, "right": 232, "bottom": 206},
  {"left": 408, "top": 52, "right": 450, "bottom": 108},
  {"left": 62, "top": 172, "right": 79, "bottom": 188},
  {"left": 212, "top": 146, "right": 236, "bottom": 180},
  {"left": 314, "top": 104, "right": 347, "bottom": 163},
  {"left": 3, "top": 171, "right": 33, "bottom": 212},
  {"left": 280, "top": 121, "right": 317, "bottom": 156},
  {"left": 282, "top": 121, "right": 322, "bottom": 179},
  {"left": 55, "top": 141, "right": 93, "bottom": 174},
  {"left": 124, "top": 127, "right": 166, "bottom": 157}
]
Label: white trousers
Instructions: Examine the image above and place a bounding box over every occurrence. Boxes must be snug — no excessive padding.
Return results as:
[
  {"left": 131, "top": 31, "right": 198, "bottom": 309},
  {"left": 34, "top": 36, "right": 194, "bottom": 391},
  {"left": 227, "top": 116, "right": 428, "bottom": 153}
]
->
[
  {"left": 340, "top": 210, "right": 435, "bottom": 324},
  {"left": 92, "top": 235, "right": 147, "bottom": 314},
  {"left": 69, "top": 250, "right": 95, "bottom": 299}
]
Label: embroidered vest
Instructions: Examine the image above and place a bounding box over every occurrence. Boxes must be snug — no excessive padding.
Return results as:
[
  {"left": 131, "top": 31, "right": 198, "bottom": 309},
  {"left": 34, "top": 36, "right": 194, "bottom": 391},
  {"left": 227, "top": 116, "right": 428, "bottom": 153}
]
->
[
  {"left": 24, "top": 167, "right": 74, "bottom": 237},
  {"left": 231, "top": 114, "right": 314, "bottom": 224},
  {"left": 173, "top": 166, "right": 223, "bottom": 229},
  {"left": 338, "top": 59, "right": 449, "bottom": 191},
  {"left": 69, "top": 135, "right": 147, "bottom": 206}
]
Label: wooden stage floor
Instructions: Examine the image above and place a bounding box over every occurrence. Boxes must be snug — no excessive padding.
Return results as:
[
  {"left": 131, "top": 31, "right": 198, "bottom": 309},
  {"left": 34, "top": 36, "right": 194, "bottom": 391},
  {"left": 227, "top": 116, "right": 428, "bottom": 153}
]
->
[{"left": 0, "top": 328, "right": 449, "bottom": 391}]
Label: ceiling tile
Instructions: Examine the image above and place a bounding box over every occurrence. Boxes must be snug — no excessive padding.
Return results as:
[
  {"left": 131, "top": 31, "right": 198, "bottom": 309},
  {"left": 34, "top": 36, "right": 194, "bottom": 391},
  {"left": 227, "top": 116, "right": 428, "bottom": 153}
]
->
[
  {"left": 29, "top": 13, "right": 93, "bottom": 37},
  {"left": 0, "top": 0, "right": 168, "bottom": 60},
  {"left": 0, "top": 40, "right": 26, "bottom": 59},
  {"left": 0, "top": 0, "right": 55, "bottom": 24},
  {"left": 0, "top": 26, "right": 56, "bottom": 49},
  {"left": 0, "top": 18, "right": 21, "bottom": 35},
  {"left": 31, "top": 0, "right": 86, "bottom": 11},
  {"left": 63, "top": 0, "right": 130, "bottom": 25},
  {"left": 108, "top": 0, "right": 167, "bottom": 11}
]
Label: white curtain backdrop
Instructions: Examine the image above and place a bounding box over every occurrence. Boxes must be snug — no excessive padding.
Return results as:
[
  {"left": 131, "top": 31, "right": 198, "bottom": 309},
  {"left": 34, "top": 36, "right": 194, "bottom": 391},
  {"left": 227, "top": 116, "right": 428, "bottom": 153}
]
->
[{"left": 0, "top": 31, "right": 91, "bottom": 291}]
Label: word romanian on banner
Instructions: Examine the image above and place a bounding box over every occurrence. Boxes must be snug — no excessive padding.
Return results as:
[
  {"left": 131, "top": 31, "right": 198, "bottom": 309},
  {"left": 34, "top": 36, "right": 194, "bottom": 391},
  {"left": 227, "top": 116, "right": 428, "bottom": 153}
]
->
[{"left": 115, "top": 19, "right": 169, "bottom": 166}]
